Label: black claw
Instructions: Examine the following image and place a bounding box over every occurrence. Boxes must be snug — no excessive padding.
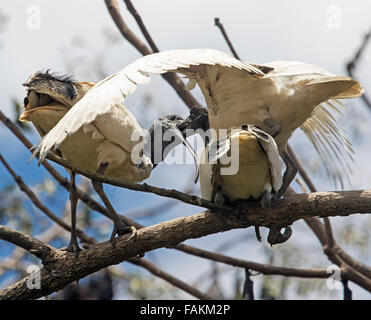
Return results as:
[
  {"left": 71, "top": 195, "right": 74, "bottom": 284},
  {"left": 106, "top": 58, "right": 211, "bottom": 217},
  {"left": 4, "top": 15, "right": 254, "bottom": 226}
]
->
[
  {"left": 136, "top": 252, "right": 145, "bottom": 258},
  {"left": 61, "top": 240, "right": 82, "bottom": 258},
  {"left": 263, "top": 118, "right": 281, "bottom": 138},
  {"left": 110, "top": 223, "right": 136, "bottom": 245},
  {"left": 254, "top": 226, "right": 262, "bottom": 242}
]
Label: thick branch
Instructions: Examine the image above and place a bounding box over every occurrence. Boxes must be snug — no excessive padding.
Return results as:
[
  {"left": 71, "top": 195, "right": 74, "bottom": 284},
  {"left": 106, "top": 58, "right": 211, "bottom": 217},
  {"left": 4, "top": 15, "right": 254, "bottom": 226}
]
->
[
  {"left": 1, "top": 202, "right": 370, "bottom": 299},
  {"left": 36, "top": 152, "right": 371, "bottom": 228}
]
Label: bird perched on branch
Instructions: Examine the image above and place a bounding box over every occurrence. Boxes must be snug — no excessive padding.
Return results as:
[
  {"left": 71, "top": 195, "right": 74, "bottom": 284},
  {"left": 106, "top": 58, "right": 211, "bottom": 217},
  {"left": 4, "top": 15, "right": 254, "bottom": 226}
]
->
[
  {"left": 199, "top": 124, "right": 290, "bottom": 245},
  {"left": 28, "top": 49, "right": 364, "bottom": 249},
  {"left": 200, "top": 125, "right": 282, "bottom": 207},
  {"left": 20, "top": 71, "right": 198, "bottom": 255}
]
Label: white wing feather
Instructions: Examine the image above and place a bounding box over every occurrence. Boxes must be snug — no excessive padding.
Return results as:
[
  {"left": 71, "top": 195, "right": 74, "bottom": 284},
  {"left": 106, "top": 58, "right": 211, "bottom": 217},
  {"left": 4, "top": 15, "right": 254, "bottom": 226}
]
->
[
  {"left": 34, "top": 49, "right": 265, "bottom": 162},
  {"left": 246, "top": 126, "right": 282, "bottom": 193}
]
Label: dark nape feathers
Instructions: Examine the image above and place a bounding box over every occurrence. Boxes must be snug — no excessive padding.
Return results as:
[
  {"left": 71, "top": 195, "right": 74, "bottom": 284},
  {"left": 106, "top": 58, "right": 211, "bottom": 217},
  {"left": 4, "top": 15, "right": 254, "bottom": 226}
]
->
[{"left": 24, "top": 69, "right": 77, "bottom": 101}]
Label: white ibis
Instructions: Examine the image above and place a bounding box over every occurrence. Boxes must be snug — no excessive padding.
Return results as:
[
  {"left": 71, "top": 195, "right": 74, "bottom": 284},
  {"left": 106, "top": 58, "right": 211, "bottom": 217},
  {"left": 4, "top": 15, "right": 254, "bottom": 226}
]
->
[
  {"left": 20, "top": 72, "right": 198, "bottom": 255},
  {"left": 26, "top": 49, "right": 364, "bottom": 250},
  {"left": 199, "top": 124, "right": 289, "bottom": 244},
  {"left": 200, "top": 125, "right": 282, "bottom": 207}
]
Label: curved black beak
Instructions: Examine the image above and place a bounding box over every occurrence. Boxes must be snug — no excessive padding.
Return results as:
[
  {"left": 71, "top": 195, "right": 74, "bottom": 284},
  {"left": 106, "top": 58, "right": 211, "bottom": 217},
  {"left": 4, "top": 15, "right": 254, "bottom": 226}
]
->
[{"left": 143, "top": 107, "right": 210, "bottom": 183}]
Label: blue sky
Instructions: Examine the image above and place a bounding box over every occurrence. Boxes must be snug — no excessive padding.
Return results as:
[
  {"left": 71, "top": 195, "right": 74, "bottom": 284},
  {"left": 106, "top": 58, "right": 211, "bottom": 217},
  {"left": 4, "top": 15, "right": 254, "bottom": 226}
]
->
[{"left": 0, "top": 0, "right": 370, "bottom": 299}]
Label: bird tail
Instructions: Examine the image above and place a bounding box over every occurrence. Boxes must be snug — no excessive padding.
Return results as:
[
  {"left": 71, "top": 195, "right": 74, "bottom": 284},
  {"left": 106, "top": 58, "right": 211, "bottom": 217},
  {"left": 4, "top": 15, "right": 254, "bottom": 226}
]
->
[{"left": 306, "top": 76, "right": 364, "bottom": 100}]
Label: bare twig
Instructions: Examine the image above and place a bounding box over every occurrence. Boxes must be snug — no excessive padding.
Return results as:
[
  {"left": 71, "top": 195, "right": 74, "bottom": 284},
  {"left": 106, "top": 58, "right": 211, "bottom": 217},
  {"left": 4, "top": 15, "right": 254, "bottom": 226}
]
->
[
  {"left": 347, "top": 28, "right": 371, "bottom": 110},
  {"left": 129, "top": 258, "right": 213, "bottom": 300},
  {"left": 176, "top": 244, "right": 331, "bottom": 279},
  {"left": 123, "top": 0, "right": 159, "bottom": 53},
  {"left": 287, "top": 146, "right": 336, "bottom": 248},
  {"left": 105, "top": 0, "right": 201, "bottom": 109},
  {"left": 286, "top": 147, "right": 371, "bottom": 279},
  {"left": 0, "top": 225, "right": 55, "bottom": 262},
  {"left": 214, "top": 18, "right": 240, "bottom": 59},
  {"left": 0, "top": 153, "right": 94, "bottom": 245},
  {"left": 0, "top": 110, "right": 112, "bottom": 219}
]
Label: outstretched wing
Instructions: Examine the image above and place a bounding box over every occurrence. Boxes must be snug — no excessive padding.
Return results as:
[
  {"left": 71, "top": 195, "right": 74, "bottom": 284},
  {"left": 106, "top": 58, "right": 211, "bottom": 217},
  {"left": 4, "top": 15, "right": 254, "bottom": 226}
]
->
[{"left": 34, "top": 49, "right": 266, "bottom": 162}]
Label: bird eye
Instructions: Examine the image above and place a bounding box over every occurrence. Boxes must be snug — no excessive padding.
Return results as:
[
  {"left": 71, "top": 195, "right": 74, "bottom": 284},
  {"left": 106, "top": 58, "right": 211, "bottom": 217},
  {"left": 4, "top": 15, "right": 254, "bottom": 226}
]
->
[
  {"left": 24, "top": 97, "right": 29, "bottom": 106},
  {"left": 241, "top": 124, "right": 248, "bottom": 130}
]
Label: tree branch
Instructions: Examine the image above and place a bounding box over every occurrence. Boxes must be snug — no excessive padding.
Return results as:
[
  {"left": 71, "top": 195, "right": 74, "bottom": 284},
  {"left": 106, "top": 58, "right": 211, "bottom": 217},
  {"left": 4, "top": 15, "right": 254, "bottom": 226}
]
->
[
  {"left": 105, "top": 0, "right": 201, "bottom": 109},
  {"left": 3, "top": 111, "right": 329, "bottom": 285},
  {"left": 0, "top": 225, "right": 55, "bottom": 262},
  {"left": 0, "top": 110, "right": 112, "bottom": 220},
  {"left": 347, "top": 28, "right": 371, "bottom": 110},
  {"left": 129, "top": 258, "right": 213, "bottom": 300},
  {"left": 123, "top": 0, "right": 159, "bottom": 52},
  {"left": 0, "top": 153, "right": 96, "bottom": 244},
  {"left": 0, "top": 152, "right": 213, "bottom": 299},
  {"left": 176, "top": 244, "right": 330, "bottom": 279},
  {"left": 214, "top": 18, "right": 240, "bottom": 60},
  {"left": 1, "top": 201, "right": 370, "bottom": 299}
]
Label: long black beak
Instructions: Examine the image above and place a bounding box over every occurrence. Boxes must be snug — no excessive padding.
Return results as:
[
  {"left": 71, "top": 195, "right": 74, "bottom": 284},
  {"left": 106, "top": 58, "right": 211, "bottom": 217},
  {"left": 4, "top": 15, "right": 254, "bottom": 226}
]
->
[
  {"left": 143, "top": 107, "right": 210, "bottom": 183},
  {"left": 177, "top": 106, "right": 210, "bottom": 145},
  {"left": 143, "top": 114, "right": 198, "bottom": 183}
]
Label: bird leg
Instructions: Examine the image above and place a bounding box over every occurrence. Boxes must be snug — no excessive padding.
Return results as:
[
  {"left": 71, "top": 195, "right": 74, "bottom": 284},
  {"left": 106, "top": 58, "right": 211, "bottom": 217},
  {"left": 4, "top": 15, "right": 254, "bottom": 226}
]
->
[
  {"left": 62, "top": 171, "right": 81, "bottom": 256},
  {"left": 265, "top": 150, "right": 296, "bottom": 245},
  {"left": 260, "top": 189, "right": 274, "bottom": 209},
  {"left": 263, "top": 118, "right": 281, "bottom": 138},
  {"left": 92, "top": 163, "right": 136, "bottom": 245},
  {"left": 275, "top": 150, "right": 298, "bottom": 200}
]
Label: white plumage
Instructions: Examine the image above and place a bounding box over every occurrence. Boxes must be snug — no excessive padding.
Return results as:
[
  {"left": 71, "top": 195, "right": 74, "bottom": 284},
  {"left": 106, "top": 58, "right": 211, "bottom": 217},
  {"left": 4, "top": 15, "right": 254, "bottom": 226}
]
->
[
  {"left": 33, "top": 49, "right": 265, "bottom": 162},
  {"left": 23, "top": 49, "right": 363, "bottom": 249},
  {"left": 200, "top": 125, "right": 282, "bottom": 204},
  {"left": 33, "top": 49, "right": 363, "bottom": 186}
]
